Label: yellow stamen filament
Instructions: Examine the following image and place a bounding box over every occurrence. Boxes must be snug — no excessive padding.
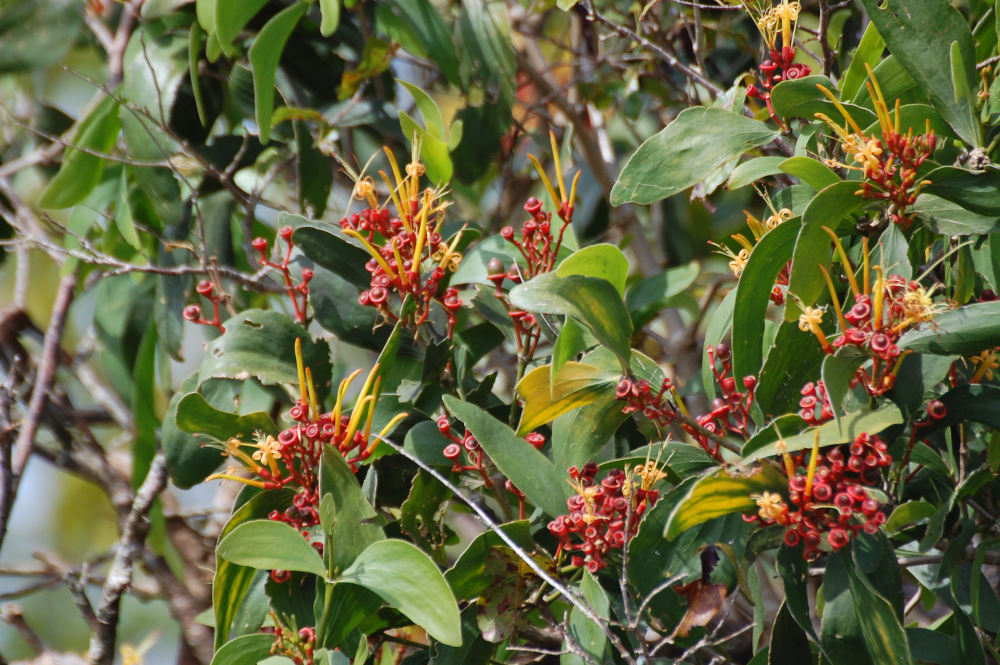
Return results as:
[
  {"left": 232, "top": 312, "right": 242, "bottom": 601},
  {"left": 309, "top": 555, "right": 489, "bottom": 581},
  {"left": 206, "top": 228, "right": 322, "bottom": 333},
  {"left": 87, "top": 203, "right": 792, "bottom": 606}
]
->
[
  {"left": 817, "top": 264, "right": 849, "bottom": 332},
  {"left": 804, "top": 430, "right": 820, "bottom": 501},
  {"left": 669, "top": 386, "right": 690, "bottom": 418},
  {"left": 391, "top": 237, "right": 409, "bottom": 287},
  {"left": 343, "top": 365, "right": 381, "bottom": 444},
  {"left": 225, "top": 438, "right": 262, "bottom": 472},
  {"left": 971, "top": 349, "right": 999, "bottom": 383},
  {"left": 816, "top": 86, "right": 865, "bottom": 135},
  {"left": 864, "top": 64, "right": 892, "bottom": 136},
  {"left": 872, "top": 266, "right": 885, "bottom": 330},
  {"left": 549, "top": 131, "right": 567, "bottom": 204},
  {"left": 527, "top": 154, "right": 560, "bottom": 209},
  {"left": 437, "top": 230, "right": 465, "bottom": 270},
  {"left": 365, "top": 412, "right": 410, "bottom": 456},
  {"left": 306, "top": 367, "right": 320, "bottom": 421},
  {"left": 378, "top": 169, "right": 408, "bottom": 231},
  {"left": 363, "top": 377, "right": 382, "bottom": 442},
  {"left": 342, "top": 228, "right": 398, "bottom": 281},
  {"left": 862, "top": 237, "right": 871, "bottom": 299},
  {"left": 334, "top": 369, "right": 364, "bottom": 436},
  {"left": 820, "top": 226, "right": 861, "bottom": 298},
  {"left": 205, "top": 473, "right": 267, "bottom": 489},
  {"left": 568, "top": 170, "right": 581, "bottom": 210},
  {"left": 384, "top": 146, "right": 405, "bottom": 200},
  {"left": 775, "top": 435, "right": 796, "bottom": 479},
  {"left": 295, "top": 338, "right": 307, "bottom": 407},
  {"left": 411, "top": 192, "right": 431, "bottom": 273}
]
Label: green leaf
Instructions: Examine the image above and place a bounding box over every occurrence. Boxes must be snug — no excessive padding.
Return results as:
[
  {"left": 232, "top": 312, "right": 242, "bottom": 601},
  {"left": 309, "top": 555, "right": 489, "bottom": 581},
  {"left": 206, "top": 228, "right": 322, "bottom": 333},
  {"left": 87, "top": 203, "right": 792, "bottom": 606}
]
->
[
  {"left": 731, "top": 217, "right": 800, "bottom": 383},
  {"left": 445, "top": 522, "right": 533, "bottom": 600},
  {"left": 885, "top": 500, "right": 936, "bottom": 535},
  {"left": 821, "top": 349, "right": 867, "bottom": 422},
  {"left": 922, "top": 166, "right": 1000, "bottom": 216},
  {"left": 378, "top": 0, "right": 459, "bottom": 85},
  {"left": 847, "top": 561, "right": 914, "bottom": 665},
  {"left": 916, "top": 385, "right": 1000, "bottom": 435},
  {"left": 215, "top": 0, "right": 268, "bottom": 56},
  {"left": 509, "top": 272, "right": 633, "bottom": 371},
  {"left": 779, "top": 156, "right": 840, "bottom": 191},
  {"left": 755, "top": 320, "right": 827, "bottom": 418},
  {"left": 339, "top": 540, "right": 462, "bottom": 646},
  {"left": 610, "top": 107, "right": 779, "bottom": 205},
  {"left": 319, "top": 0, "right": 340, "bottom": 36},
  {"left": 218, "top": 519, "right": 327, "bottom": 578},
  {"left": 210, "top": 634, "right": 275, "bottom": 665},
  {"left": 840, "top": 21, "right": 886, "bottom": 100},
  {"left": 702, "top": 289, "right": 736, "bottom": 401},
  {"left": 898, "top": 301, "right": 1000, "bottom": 355},
  {"left": 664, "top": 464, "right": 787, "bottom": 540},
  {"left": 563, "top": 570, "right": 609, "bottom": 665},
  {"left": 727, "top": 156, "right": 786, "bottom": 190},
  {"left": 39, "top": 96, "right": 120, "bottom": 209},
  {"left": 398, "top": 80, "right": 446, "bottom": 138},
  {"left": 784, "top": 182, "right": 867, "bottom": 321},
  {"left": 319, "top": 449, "right": 385, "bottom": 572},
  {"left": 214, "top": 489, "right": 295, "bottom": 649},
  {"left": 913, "top": 194, "right": 1000, "bottom": 235},
  {"left": 176, "top": 393, "right": 278, "bottom": 441},
  {"left": 556, "top": 244, "right": 629, "bottom": 296},
  {"left": 249, "top": 3, "right": 307, "bottom": 144},
  {"left": 163, "top": 377, "right": 232, "bottom": 489},
  {"left": 131, "top": 325, "right": 158, "bottom": 486},
  {"left": 822, "top": 551, "right": 871, "bottom": 665},
  {"left": 741, "top": 404, "right": 903, "bottom": 463},
  {"left": 443, "top": 396, "right": 570, "bottom": 519},
  {"left": 858, "top": 0, "right": 980, "bottom": 146},
  {"left": 851, "top": 55, "right": 917, "bottom": 110},
  {"left": 776, "top": 545, "right": 822, "bottom": 645},
  {"left": 551, "top": 318, "right": 587, "bottom": 378},
  {"left": 198, "top": 310, "right": 331, "bottom": 400},
  {"left": 515, "top": 363, "right": 617, "bottom": 435},
  {"left": 456, "top": 0, "right": 516, "bottom": 105},
  {"left": 769, "top": 600, "right": 813, "bottom": 665},
  {"left": 770, "top": 76, "right": 876, "bottom": 126}
]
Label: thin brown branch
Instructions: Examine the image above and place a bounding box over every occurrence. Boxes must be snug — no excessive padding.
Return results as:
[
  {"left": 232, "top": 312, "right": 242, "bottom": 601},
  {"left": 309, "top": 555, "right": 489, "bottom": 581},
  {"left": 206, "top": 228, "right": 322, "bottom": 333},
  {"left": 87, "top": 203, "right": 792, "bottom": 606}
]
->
[{"left": 87, "top": 454, "right": 169, "bottom": 665}]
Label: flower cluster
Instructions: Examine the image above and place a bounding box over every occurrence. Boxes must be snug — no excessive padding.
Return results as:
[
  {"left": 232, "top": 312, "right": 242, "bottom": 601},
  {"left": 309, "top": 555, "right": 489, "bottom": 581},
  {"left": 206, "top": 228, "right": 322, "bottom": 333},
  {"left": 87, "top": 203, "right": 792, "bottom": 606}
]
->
[
  {"left": 489, "top": 132, "right": 579, "bottom": 361},
  {"left": 339, "top": 148, "right": 464, "bottom": 337},
  {"left": 800, "top": 231, "right": 946, "bottom": 395},
  {"left": 817, "top": 72, "right": 936, "bottom": 227},
  {"left": 269, "top": 621, "right": 316, "bottom": 665},
  {"left": 749, "top": 432, "right": 891, "bottom": 560},
  {"left": 547, "top": 461, "right": 665, "bottom": 572},
  {"left": 711, "top": 208, "right": 793, "bottom": 305},
  {"left": 745, "top": 0, "right": 811, "bottom": 125},
  {"left": 206, "top": 341, "right": 406, "bottom": 574},
  {"left": 252, "top": 226, "right": 314, "bottom": 323},
  {"left": 614, "top": 344, "right": 757, "bottom": 460},
  {"left": 184, "top": 279, "right": 227, "bottom": 333}
]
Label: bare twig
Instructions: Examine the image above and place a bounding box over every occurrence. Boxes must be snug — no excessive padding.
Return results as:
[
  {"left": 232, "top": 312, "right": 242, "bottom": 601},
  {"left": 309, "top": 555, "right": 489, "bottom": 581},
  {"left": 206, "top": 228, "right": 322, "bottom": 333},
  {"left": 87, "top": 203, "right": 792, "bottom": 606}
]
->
[
  {"left": 0, "top": 275, "right": 77, "bottom": 555},
  {"left": 87, "top": 454, "right": 169, "bottom": 665}
]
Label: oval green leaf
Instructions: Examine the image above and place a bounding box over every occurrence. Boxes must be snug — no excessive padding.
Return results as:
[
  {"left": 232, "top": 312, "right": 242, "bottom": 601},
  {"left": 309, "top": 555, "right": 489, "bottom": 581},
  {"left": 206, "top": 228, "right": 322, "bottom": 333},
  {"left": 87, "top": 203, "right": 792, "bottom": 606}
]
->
[
  {"left": 556, "top": 244, "right": 629, "bottom": 296},
  {"left": 217, "top": 519, "right": 327, "bottom": 578},
  {"left": 249, "top": 3, "right": 307, "bottom": 144},
  {"left": 339, "top": 539, "right": 462, "bottom": 646},
  {"left": 898, "top": 301, "right": 1000, "bottom": 355}
]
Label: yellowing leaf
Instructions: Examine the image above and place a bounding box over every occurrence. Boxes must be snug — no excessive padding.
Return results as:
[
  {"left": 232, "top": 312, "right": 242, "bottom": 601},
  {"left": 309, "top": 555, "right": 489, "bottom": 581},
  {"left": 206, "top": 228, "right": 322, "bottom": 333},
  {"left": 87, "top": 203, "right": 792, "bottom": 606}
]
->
[{"left": 515, "top": 362, "right": 617, "bottom": 436}]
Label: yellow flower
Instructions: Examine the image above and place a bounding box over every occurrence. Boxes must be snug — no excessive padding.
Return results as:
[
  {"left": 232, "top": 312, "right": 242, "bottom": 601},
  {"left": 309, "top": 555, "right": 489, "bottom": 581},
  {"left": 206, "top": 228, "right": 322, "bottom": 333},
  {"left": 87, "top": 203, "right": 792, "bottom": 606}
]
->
[
  {"left": 798, "top": 306, "right": 832, "bottom": 352},
  {"left": 971, "top": 348, "right": 999, "bottom": 383},
  {"left": 754, "top": 491, "right": 787, "bottom": 522}
]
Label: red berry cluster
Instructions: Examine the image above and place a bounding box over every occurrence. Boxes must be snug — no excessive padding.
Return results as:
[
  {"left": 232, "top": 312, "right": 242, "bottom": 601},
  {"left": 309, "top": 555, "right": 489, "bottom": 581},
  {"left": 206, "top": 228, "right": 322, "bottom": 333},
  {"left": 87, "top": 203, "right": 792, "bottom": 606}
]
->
[
  {"left": 749, "top": 433, "right": 892, "bottom": 560},
  {"left": 438, "top": 415, "right": 494, "bottom": 489},
  {"left": 547, "top": 462, "right": 661, "bottom": 572},
  {"left": 252, "top": 226, "right": 314, "bottom": 323},
  {"left": 746, "top": 46, "right": 811, "bottom": 125},
  {"left": 183, "top": 279, "right": 227, "bottom": 333},
  {"left": 340, "top": 201, "right": 464, "bottom": 337},
  {"left": 798, "top": 380, "right": 833, "bottom": 425},
  {"left": 616, "top": 375, "right": 678, "bottom": 426}
]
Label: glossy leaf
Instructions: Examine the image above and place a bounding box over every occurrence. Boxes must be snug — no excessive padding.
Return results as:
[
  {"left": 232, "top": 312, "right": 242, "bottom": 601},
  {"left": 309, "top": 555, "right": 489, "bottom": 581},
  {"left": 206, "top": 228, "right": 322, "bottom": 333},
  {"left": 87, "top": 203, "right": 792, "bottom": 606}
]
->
[
  {"left": 921, "top": 166, "right": 1000, "bottom": 216},
  {"left": 515, "top": 362, "right": 617, "bottom": 436},
  {"left": 319, "top": 449, "right": 385, "bottom": 571},
  {"left": 249, "top": 3, "right": 307, "bottom": 144},
  {"left": 564, "top": 570, "right": 609, "bottom": 665},
  {"left": 770, "top": 76, "right": 876, "bottom": 126},
  {"left": 769, "top": 600, "right": 813, "bottom": 665},
  {"left": 611, "top": 107, "right": 779, "bottom": 205},
  {"left": 847, "top": 562, "right": 914, "bottom": 665},
  {"left": 779, "top": 156, "right": 840, "bottom": 191},
  {"left": 732, "top": 216, "right": 800, "bottom": 383},
  {"left": 378, "top": 0, "right": 459, "bottom": 85},
  {"left": 664, "top": 464, "right": 787, "bottom": 540},
  {"left": 218, "top": 519, "right": 327, "bottom": 578},
  {"left": 175, "top": 393, "right": 278, "bottom": 442},
  {"left": 898, "top": 301, "right": 1000, "bottom": 355},
  {"left": 198, "top": 310, "right": 331, "bottom": 400},
  {"left": 626, "top": 263, "right": 700, "bottom": 328},
  {"left": 727, "top": 156, "right": 786, "bottom": 190},
  {"left": 821, "top": 349, "right": 867, "bottom": 422},
  {"left": 510, "top": 272, "right": 632, "bottom": 371},
  {"left": 840, "top": 21, "right": 886, "bottom": 100},
  {"left": 444, "top": 396, "right": 570, "bottom": 518},
  {"left": 445, "top": 522, "right": 533, "bottom": 600},
  {"left": 319, "top": 0, "right": 340, "bottom": 36},
  {"left": 859, "top": 0, "right": 980, "bottom": 146},
  {"left": 339, "top": 539, "right": 462, "bottom": 646},
  {"left": 741, "top": 404, "right": 902, "bottom": 462},
  {"left": 210, "top": 634, "right": 275, "bottom": 665},
  {"left": 39, "top": 96, "right": 120, "bottom": 209},
  {"left": 556, "top": 244, "right": 629, "bottom": 295},
  {"left": 755, "top": 320, "right": 827, "bottom": 418},
  {"left": 215, "top": 0, "right": 268, "bottom": 56}
]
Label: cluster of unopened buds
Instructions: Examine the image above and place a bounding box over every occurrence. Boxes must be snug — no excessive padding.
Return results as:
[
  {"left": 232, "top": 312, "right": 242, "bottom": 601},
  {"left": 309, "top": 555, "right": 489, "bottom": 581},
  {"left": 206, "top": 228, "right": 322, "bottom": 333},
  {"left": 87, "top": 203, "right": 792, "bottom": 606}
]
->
[
  {"left": 438, "top": 415, "right": 494, "bottom": 489},
  {"left": 799, "top": 229, "right": 946, "bottom": 396},
  {"left": 206, "top": 341, "right": 406, "bottom": 582},
  {"left": 548, "top": 461, "right": 665, "bottom": 572},
  {"left": 183, "top": 279, "right": 227, "bottom": 333},
  {"left": 746, "top": 0, "right": 810, "bottom": 125},
  {"left": 339, "top": 149, "right": 464, "bottom": 337},
  {"left": 817, "top": 71, "right": 936, "bottom": 227},
  {"left": 270, "top": 618, "right": 316, "bottom": 665},
  {"left": 798, "top": 380, "right": 833, "bottom": 425},
  {"left": 712, "top": 208, "right": 792, "bottom": 305},
  {"left": 252, "top": 226, "right": 314, "bottom": 323},
  {"left": 487, "top": 134, "right": 580, "bottom": 361},
  {"left": 749, "top": 432, "right": 892, "bottom": 560}
]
